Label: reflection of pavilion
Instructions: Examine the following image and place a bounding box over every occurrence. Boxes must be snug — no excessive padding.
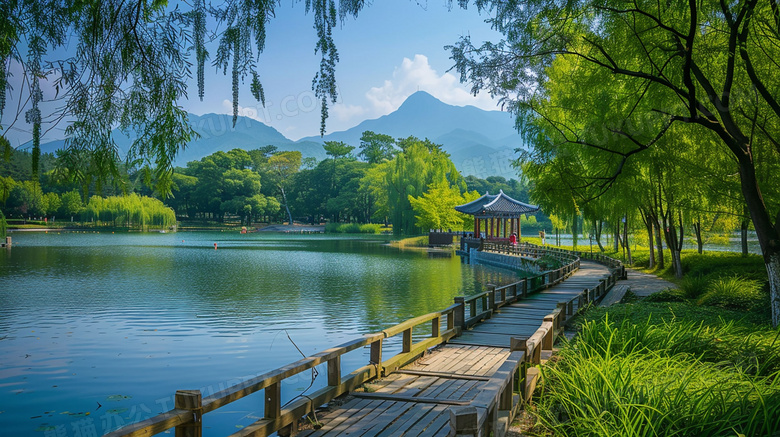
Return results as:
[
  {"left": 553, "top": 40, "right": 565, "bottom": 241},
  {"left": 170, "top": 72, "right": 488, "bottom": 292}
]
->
[{"left": 455, "top": 190, "right": 540, "bottom": 242}]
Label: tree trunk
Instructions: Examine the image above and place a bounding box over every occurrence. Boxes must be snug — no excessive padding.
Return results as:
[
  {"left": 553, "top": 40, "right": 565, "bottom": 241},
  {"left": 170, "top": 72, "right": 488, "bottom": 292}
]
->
[
  {"left": 654, "top": 220, "right": 664, "bottom": 270},
  {"left": 640, "top": 209, "right": 655, "bottom": 269},
  {"left": 663, "top": 211, "right": 684, "bottom": 279},
  {"left": 572, "top": 213, "right": 578, "bottom": 249},
  {"left": 769, "top": 252, "right": 780, "bottom": 328},
  {"left": 693, "top": 219, "right": 703, "bottom": 254},
  {"left": 594, "top": 219, "right": 605, "bottom": 252},
  {"left": 279, "top": 185, "right": 293, "bottom": 225},
  {"left": 741, "top": 214, "right": 749, "bottom": 256},
  {"left": 624, "top": 216, "right": 632, "bottom": 265},
  {"left": 613, "top": 221, "right": 619, "bottom": 252}
]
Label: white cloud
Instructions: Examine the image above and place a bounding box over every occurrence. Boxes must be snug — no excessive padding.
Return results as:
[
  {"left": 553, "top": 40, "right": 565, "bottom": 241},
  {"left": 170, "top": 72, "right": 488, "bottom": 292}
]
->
[
  {"left": 331, "top": 103, "right": 367, "bottom": 122},
  {"left": 220, "top": 99, "right": 266, "bottom": 123},
  {"left": 365, "top": 54, "right": 499, "bottom": 115}
]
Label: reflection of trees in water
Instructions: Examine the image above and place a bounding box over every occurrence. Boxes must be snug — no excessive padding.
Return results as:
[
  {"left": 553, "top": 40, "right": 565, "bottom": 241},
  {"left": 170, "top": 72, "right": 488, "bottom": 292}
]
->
[{"left": 468, "top": 266, "right": 519, "bottom": 295}]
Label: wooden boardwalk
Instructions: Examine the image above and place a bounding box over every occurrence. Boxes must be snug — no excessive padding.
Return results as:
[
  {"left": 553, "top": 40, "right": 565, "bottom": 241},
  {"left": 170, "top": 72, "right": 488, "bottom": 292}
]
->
[
  {"left": 297, "top": 261, "right": 611, "bottom": 437},
  {"left": 105, "top": 245, "right": 623, "bottom": 437}
]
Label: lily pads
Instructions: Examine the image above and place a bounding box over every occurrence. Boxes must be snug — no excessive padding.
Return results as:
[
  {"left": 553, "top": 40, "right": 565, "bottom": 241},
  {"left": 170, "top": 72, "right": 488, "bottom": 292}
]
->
[
  {"left": 106, "top": 408, "right": 128, "bottom": 415},
  {"left": 106, "top": 394, "right": 132, "bottom": 401},
  {"left": 34, "top": 425, "right": 56, "bottom": 432}
]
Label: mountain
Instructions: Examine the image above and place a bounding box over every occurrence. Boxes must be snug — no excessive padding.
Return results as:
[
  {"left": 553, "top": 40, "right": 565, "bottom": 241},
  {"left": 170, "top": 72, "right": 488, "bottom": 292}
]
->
[
  {"left": 300, "top": 91, "right": 523, "bottom": 179},
  {"left": 36, "top": 92, "right": 523, "bottom": 178},
  {"left": 35, "top": 113, "right": 328, "bottom": 165}
]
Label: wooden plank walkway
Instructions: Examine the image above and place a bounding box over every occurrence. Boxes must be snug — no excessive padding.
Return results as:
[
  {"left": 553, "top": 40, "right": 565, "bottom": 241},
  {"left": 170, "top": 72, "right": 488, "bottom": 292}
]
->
[{"left": 297, "top": 261, "right": 612, "bottom": 437}]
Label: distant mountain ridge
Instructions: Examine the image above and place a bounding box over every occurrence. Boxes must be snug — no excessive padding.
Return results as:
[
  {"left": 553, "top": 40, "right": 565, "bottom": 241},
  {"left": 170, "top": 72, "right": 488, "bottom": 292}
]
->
[{"left": 35, "top": 91, "right": 522, "bottom": 178}]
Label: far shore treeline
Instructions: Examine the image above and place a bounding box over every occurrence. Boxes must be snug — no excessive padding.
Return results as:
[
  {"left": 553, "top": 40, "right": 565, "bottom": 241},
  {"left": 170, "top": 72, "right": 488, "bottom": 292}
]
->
[{"left": 0, "top": 131, "right": 546, "bottom": 234}]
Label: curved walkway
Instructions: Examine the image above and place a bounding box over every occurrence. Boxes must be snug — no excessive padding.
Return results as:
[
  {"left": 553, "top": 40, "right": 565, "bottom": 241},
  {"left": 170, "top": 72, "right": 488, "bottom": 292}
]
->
[{"left": 296, "top": 261, "right": 613, "bottom": 437}]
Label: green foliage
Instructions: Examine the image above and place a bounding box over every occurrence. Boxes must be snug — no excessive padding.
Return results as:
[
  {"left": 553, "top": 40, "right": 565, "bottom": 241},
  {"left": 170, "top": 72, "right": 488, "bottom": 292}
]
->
[
  {"left": 535, "top": 303, "right": 780, "bottom": 436},
  {"left": 60, "top": 190, "right": 83, "bottom": 219},
  {"left": 172, "top": 149, "right": 279, "bottom": 224},
  {"left": 0, "top": 209, "right": 6, "bottom": 239},
  {"left": 697, "top": 276, "right": 768, "bottom": 312},
  {"left": 368, "top": 137, "right": 466, "bottom": 235},
  {"left": 324, "top": 222, "right": 381, "bottom": 234},
  {"left": 81, "top": 193, "right": 176, "bottom": 230},
  {"left": 679, "top": 275, "right": 710, "bottom": 300},
  {"left": 535, "top": 255, "right": 562, "bottom": 271},
  {"left": 408, "top": 181, "right": 479, "bottom": 231},
  {"left": 359, "top": 131, "right": 396, "bottom": 164}
]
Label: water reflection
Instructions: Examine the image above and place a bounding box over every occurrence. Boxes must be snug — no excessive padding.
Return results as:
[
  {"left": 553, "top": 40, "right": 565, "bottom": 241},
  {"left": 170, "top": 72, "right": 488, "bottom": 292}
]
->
[{"left": 0, "top": 232, "right": 517, "bottom": 435}]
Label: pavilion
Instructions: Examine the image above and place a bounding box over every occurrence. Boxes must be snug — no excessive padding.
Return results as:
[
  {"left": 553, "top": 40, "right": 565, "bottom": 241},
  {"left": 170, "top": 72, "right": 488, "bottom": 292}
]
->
[{"left": 455, "top": 190, "right": 540, "bottom": 240}]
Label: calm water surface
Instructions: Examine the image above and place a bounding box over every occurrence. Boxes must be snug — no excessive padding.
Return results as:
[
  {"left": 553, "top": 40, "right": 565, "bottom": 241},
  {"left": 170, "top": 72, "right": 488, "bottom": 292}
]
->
[{"left": 0, "top": 232, "right": 516, "bottom": 436}]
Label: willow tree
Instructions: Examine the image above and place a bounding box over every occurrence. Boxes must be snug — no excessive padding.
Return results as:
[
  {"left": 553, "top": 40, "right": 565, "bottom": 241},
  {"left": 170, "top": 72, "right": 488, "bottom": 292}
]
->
[
  {"left": 1, "top": 0, "right": 354, "bottom": 191},
  {"left": 452, "top": 0, "right": 780, "bottom": 326}
]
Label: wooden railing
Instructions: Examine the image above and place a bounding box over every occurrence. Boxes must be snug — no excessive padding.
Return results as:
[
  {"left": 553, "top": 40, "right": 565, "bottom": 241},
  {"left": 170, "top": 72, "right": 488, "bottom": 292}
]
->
[
  {"left": 449, "top": 247, "right": 624, "bottom": 436},
  {"left": 106, "top": 244, "right": 624, "bottom": 437},
  {"left": 105, "top": 306, "right": 459, "bottom": 437}
]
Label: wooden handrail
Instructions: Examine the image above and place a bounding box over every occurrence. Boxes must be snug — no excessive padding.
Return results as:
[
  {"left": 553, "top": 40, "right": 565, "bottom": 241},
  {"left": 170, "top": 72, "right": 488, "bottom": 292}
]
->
[{"left": 106, "top": 304, "right": 460, "bottom": 437}]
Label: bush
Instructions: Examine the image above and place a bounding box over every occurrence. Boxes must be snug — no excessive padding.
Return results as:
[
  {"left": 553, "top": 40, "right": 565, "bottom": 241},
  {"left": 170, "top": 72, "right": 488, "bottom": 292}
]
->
[
  {"left": 697, "top": 275, "right": 768, "bottom": 312},
  {"left": 324, "top": 222, "right": 341, "bottom": 233},
  {"left": 359, "top": 223, "right": 382, "bottom": 234},
  {"left": 325, "top": 223, "right": 382, "bottom": 234},
  {"left": 339, "top": 223, "right": 362, "bottom": 233}
]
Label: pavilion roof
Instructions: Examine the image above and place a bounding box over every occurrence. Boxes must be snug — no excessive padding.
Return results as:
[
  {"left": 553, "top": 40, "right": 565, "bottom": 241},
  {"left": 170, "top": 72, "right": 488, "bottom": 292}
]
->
[{"left": 454, "top": 190, "right": 540, "bottom": 217}]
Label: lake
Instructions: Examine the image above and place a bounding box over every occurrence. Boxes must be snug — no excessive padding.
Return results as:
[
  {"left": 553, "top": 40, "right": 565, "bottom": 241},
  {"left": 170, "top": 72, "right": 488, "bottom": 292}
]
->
[{"left": 0, "top": 232, "right": 516, "bottom": 436}]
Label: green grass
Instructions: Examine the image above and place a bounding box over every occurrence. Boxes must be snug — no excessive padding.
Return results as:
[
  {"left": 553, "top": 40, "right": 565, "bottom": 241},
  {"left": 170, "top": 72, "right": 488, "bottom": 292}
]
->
[
  {"left": 324, "top": 223, "right": 382, "bottom": 234},
  {"left": 531, "top": 302, "right": 780, "bottom": 436}
]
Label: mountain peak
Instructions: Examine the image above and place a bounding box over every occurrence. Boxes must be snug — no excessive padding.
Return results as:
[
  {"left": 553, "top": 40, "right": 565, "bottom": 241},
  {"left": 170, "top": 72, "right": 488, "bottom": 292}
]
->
[{"left": 398, "top": 91, "right": 447, "bottom": 110}]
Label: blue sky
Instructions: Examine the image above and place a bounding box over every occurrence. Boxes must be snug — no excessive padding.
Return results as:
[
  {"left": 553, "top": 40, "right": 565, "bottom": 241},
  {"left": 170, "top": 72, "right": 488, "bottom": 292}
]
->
[{"left": 2, "top": 1, "right": 506, "bottom": 146}]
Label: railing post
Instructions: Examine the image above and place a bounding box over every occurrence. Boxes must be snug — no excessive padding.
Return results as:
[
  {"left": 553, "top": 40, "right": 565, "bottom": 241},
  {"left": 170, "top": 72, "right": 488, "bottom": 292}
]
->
[
  {"left": 487, "top": 284, "right": 496, "bottom": 312},
  {"left": 432, "top": 316, "right": 440, "bottom": 338},
  {"left": 402, "top": 328, "right": 412, "bottom": 353},
  {"left": 543, "top": 315, "right": 555, "bottom": 350},
  {"left": 568, "top": 300, "right": 574, "bottom": 317},
  {"left": 450, "top": 406, "right": 479, "bottom": 437},
  {"left": 511, "top": 337, "right": 529, "bottom": 402},
  {"left": 453, "top": 297, "right": 465, "bottom": 331},
  {"left": 370, "top": 338, "right": 383, "bottom": 375},
  {"left": 265, "top": 382, "right": 281, "bottom": 422},
  {"left": 174, "top": 390, "right": 202, "bottom": 437},
  {"left": 328, "top": 356, "right": 341, "bottom": 386},
  {"left": 557, "top": 302, "right": 568, "bottom": 323},
  {"left": 522, "top": 280, "right": 528, "bottom": 299}
]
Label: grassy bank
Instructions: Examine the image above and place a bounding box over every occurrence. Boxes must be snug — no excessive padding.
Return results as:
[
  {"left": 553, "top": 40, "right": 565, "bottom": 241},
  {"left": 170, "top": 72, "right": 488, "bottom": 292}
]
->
[
  {"left": 389, "top": 235, "right": 429, "bottom": 248},
  {"left": 524, "top": 247, "right": 779, "bottom": 436},
  {"left": 530, "top": 301, "right": 780, "bottom": 436}
]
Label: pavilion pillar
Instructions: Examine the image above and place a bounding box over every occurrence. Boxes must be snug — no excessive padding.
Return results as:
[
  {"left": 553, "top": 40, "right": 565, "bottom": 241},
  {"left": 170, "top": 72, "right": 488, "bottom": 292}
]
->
[
  {"left": 518, "top": 217, "right": 522, "bottom": 239},
  {"left": 510, "top": 217, "right": 515, "bottom": 236},
  {"left": 474, "top": 217, "right": 479, "bottom": 237}
]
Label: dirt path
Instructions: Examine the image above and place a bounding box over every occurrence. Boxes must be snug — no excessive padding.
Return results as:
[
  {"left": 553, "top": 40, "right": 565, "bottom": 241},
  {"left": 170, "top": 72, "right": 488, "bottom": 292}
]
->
[{"left": 622, "top": 267, "right": 678, "bottom": 297}]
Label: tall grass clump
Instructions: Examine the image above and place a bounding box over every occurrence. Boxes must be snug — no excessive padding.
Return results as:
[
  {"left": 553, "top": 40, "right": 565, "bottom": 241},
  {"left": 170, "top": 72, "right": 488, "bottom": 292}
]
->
[
  {"left": 678, "top": 274, "right": 709, "bottom": 299},
  {"left": 535, "top": 315, "right": 780, "bottom": 436},
  {"left": 697, "top": 276, "right": 768, "bottom": 312}
]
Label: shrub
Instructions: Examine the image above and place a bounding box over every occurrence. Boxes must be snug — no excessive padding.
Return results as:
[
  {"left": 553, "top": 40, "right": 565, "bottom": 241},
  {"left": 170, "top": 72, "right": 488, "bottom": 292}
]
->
[
  {"left": 339, "top": 223, "right": 362, "bottom": 233},
  {"left": 324, "top": 222, "right": 341, "bottom": 233},
  {"left": 697, "top": 275, "right": 767, "bottom": 312},
  {"left": 359, "top": 223, "right": 382, "bottom": 234}
]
